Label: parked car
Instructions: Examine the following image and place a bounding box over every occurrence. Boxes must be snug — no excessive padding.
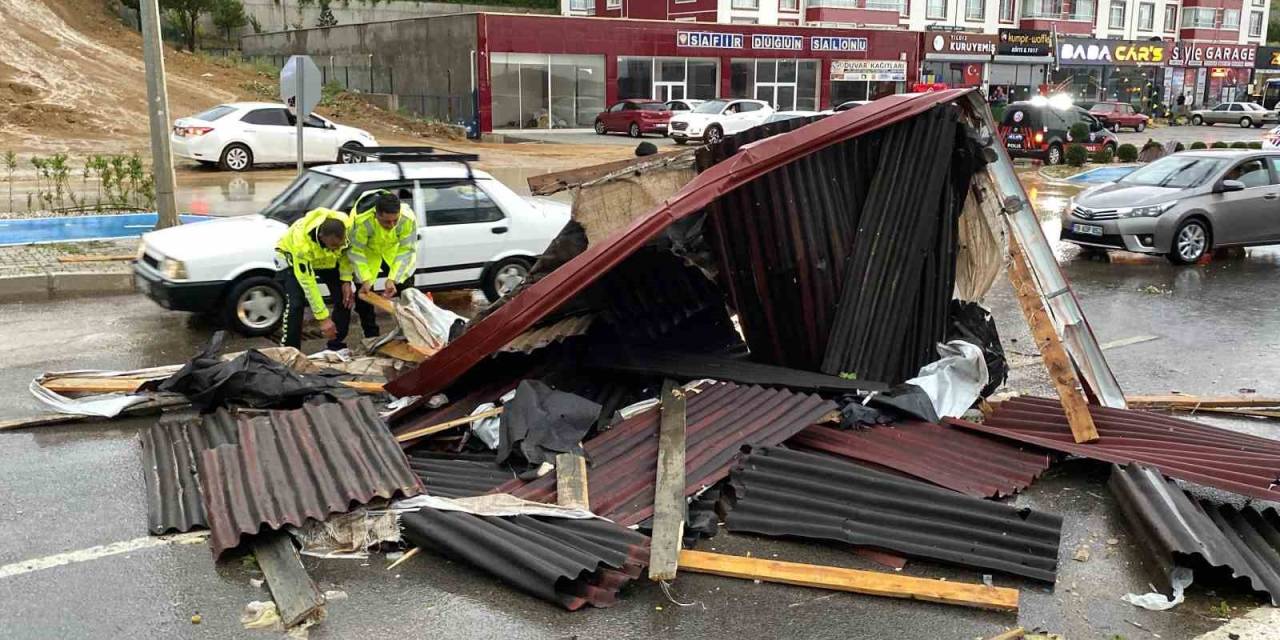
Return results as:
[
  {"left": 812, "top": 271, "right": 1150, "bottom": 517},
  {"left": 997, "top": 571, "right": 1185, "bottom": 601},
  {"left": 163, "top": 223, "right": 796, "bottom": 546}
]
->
[
  {"left": 833, "top": 100, "right": 870, "bottom": 112},
  {"left": 1189, "top": 102, "right": 1279, "bottom": 128},
  {"left": 765, "top": 111, "right": 822, "bottom": 124},
  {"left": 1061, "top": 150, "right": 1280, "bottom": 264},
  {"left": 1088, "top": 101, "right": 1149, "bottom": 132},
  {"left": 133, "top": 159, "right": 570, "bottom": 335},
  {"left": 668, "top": 99, "right": 775, "bottom": 145},
  {"left": 998, "top": 100, "right": 1118, "bottom": 165},
  {"left": 1265, "top": 125, "right": 1280, "bottom": 150},
  {"left": 665, "top": 99, "right": 704, "bottom": 113},
  {"left": 593, "top": 99, "right": 672, "bottom": 138},
  {"left": 171, "top": 102, "right": 377, "bottom": 172}
]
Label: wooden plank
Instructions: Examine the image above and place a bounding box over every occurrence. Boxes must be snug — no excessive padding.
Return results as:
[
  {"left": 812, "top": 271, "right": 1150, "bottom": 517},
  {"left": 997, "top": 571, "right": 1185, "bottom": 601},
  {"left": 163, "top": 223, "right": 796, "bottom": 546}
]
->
[
  {"left": 1007, "top": 233, "right": 1099, "bottom": 444},
  {"left": 0, "top": 396, "right": 190, "bottom": 432},
  {"left": 56, "top": 254, "right": 136, "bottom": 263},
  {"left": 42, "top": 377, "right": 384, "bottom": 394},
  {"left": 526, "top": 152, "right": 681, "bottom": 196},
  {"left": 677, "top": 550, "right": 1019, "bottom": 612},
  {"left": 394, "top": 406, "right": 504, "bottom": 443},
  {"left": 358, "top": 290, "right": 396, "bottom": 314},
  {"left": 555, "top": 452, "right": 590, "bottom": 511},
  {"left": 252, "top": 532, "right": 325, "bottom": 627},
  {"left": 1125, "top": 394, "right": 1280, "bottom": 409},
  {"left": 649, "top": 379, "right": 687, "bottom": 582},
  {"left": 376, "top": 340, "right": 433, "bottom": 363},
  {"left": 985, "top": 628, "right": 1026, "bottom": 640}
]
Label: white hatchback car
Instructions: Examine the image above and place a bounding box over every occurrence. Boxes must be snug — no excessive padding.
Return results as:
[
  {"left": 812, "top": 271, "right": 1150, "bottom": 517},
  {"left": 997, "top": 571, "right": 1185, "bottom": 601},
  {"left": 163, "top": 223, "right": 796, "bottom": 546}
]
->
[
  {"left": 133, "top": 158, "right": 570, "bottom": 335},
  {"left": 171, "top": 102, "right": 377, "bottom": 171},
  {"left": 667, "top": 99, "right": 775, "bottom": 145}
]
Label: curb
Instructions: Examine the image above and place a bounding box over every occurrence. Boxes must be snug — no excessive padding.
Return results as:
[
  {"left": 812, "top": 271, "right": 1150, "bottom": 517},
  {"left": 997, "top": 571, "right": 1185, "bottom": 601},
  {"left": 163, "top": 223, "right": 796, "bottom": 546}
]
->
[{"left": 0, "top": 271, "right": 136, "bottom": 302}]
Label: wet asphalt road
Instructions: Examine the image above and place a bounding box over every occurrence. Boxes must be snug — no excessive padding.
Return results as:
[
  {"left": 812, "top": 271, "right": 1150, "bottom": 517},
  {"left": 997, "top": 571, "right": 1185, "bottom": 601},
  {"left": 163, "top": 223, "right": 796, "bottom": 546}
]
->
[{"left": 3, "top": 176, "right": 1280, "bottom": 638}]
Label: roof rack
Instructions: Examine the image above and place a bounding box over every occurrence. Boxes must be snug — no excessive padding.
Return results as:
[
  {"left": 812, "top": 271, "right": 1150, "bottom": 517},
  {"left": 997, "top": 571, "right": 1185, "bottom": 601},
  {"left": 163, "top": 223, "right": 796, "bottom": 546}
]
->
[{"left": 344, "top": 146, "right": 480, "bottom": 180}]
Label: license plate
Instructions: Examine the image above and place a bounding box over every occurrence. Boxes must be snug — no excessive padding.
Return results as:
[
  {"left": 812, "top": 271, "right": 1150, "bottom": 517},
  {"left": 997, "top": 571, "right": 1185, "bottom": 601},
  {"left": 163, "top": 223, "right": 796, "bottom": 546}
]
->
[
  {"left": 1006, "top": 135, "right": 1023, "bottom": 149},
  {"left": 1072, "top": 223, "right": 1103, "bottom": 236}
]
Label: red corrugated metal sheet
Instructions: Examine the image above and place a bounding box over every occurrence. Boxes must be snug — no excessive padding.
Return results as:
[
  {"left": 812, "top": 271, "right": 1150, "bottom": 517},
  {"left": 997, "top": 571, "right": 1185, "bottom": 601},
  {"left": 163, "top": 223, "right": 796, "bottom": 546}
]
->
[
  {"left": 494, "top": 382, "right": 837, "bottom": 526},
  {"left": 949, "top": 396, "right": 1280, "bottom": 501},
  {"left": 199, "top": 399, "right": 424, "bottom": 556},
  {"left": 386, "top": 90, "right": 977, "bottom": 403},
  {"left": 140, "top": 411, "right": 239, "bottom": 535},
  {"left": 788, "top": 422, "right": 1052, "bottom": 498}
]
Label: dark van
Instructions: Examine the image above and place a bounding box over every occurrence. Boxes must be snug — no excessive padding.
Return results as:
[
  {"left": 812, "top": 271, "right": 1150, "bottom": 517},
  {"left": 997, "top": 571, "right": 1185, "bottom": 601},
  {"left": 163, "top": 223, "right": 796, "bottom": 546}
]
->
[{"left": 999, "top": 100, "right": 1119, "bottom": 165}]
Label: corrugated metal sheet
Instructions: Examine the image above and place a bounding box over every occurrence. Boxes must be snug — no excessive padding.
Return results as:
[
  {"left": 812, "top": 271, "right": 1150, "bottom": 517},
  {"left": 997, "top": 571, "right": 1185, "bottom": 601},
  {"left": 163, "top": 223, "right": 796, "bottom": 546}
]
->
[
  {"left": 1109, "top": 463, "right": 1280, "bottom": 605},
  {"left": 949, "top": 396, "right": 1280, "bottom": 501},
  {"left": 498, "top": 313, "right": 596, "bottom": 354},
  {"left": 400, "top": 509, "right": 649, "bottom": 610},
  {"left": 385, "top": 90, "right": 979, "bottom": 405},
  {"left": 725, "top": 447, "right": 1063, "bottom": 583},
  {"left": 199, "top": 398, "right": 424, "bottom": 556},
  {"left": 583, "top": 348, "right": 887, "bottom": 394},
  {"left": 139, "top": 411, "right": 239, "bottom": 535},
  {"left": 407, "top": 453, "right": 522, "bottom": 498},
  {"left": 494, "top": 381, "right": 836, "bottom": 527},
  {"left": 788, "top": 423, "right": 1052, "bottom": 498}
]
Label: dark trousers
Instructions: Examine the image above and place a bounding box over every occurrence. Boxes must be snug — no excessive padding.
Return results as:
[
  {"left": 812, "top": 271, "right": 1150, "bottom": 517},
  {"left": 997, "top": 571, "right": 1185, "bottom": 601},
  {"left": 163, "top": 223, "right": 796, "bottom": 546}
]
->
[{"left": 278, "top": 268, "right": 380, "bottom": 350}]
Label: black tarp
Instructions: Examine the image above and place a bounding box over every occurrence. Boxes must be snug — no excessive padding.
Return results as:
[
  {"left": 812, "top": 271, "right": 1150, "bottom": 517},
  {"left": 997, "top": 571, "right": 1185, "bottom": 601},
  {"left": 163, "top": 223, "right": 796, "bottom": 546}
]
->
[
  {"left": 946, "top": 300, "right": 1008, "bottom": 397},
  {"left": 496, "top": 380, "right": 601, "bottom": 466}
]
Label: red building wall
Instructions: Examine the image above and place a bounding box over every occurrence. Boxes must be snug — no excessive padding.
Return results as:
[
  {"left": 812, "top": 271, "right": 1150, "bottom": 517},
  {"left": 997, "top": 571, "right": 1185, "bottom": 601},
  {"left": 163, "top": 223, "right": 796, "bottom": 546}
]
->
[
  {"left": 668, "top": 0, "right": 718, "bottom": 20},
  {"left": 1018, "top": 19, "right": 1093, "bottom": 35},
  {"left": 805, "top": 7, "right": 901, "bottom": 26}
]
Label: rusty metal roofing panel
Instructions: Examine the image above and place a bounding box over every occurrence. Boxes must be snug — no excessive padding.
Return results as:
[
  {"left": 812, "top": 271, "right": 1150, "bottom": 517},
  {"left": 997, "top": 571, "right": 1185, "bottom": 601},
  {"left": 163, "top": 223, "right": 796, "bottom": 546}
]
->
[
  {"left": 385, "top": 90, "right": 978, "bottom": 404},
  {"left": 948, "top": 396, "right": 1280, "bottom": 501},
  {"left": 199, "top": 398, "right": 424, "bottom": 556},
  {"left": 139, "top": 410, "right": 240, "bottom": 535},
  {"left": 498, "top": 313, "right": 596, "bottom": 354},
  {"left": 725, "top": 447, "right": 1063, "bottom": 583},
  {"left": 1109, "top": 464, "right": 1280, "bottom": 604},
  {"left": 494, "top": 382, "right": 836, "bottom": 527},
  {"left": 407, "top": 453, "right": 522, "bottom": 498},
  {"left": 400, "top": 510, "right": 649, "bottom": 610},
  {"left": 788, "top": 423, "right": 1052, "bottom": 498}
]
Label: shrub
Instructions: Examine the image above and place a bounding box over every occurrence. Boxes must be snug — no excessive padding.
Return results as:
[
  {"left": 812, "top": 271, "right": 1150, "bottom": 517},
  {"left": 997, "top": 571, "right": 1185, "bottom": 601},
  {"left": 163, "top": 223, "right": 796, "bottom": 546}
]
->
[
  {"left": 1230, "top": 141, "right": 1249, "bottom": 149},
  {"left": 1092, "top": 146, "right": 1114, "bottom": 164},
  {"left": 1068, "top": 122, "right": 1090, "bottom": 143},
  {"left": 1116, "top": 143, "right": 1139, "bottom": 162},
  {"left": 1247, "top": 141, "right": 1263, "bottom": 149},
  {"left": 1190, "top": 141, "right": 1208, "bottom": 150},
  {"left": 1174, "top": 142, "right": 1186, "bottom": 152},
  {"left": 1065, "top": 143, "right": 1088, "bottom": 167},
  {"left": 1211, "top": 141, "right": 1229, "bottom": 148}
]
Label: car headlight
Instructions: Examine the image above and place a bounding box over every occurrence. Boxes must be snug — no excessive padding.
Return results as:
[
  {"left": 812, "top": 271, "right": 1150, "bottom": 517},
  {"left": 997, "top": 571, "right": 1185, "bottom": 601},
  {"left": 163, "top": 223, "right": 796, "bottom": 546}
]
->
[
  {"left": 162, "top": 258, "right": 188, "bottom": 279},
  {"left": 136, "top": 242, "right": 146, "bottom": 261},
  {"left": 1118, "top": 201, "right": 1176, "bottom": 218}
]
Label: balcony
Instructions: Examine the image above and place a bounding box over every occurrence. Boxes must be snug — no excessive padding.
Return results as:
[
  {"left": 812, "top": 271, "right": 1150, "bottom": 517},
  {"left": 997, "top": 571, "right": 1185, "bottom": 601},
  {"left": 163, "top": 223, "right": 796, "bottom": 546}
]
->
[
  {"left": 806, "top": 0, "right": 904, "bottom": 24},
  {"left": 1019, "top": 0, "right": 1095, "bottom": 33}
]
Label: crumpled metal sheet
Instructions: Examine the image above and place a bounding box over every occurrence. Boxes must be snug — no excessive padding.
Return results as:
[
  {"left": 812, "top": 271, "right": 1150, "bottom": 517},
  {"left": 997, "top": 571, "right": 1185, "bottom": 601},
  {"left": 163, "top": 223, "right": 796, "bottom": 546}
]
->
[{"left": 140, "top": 411, "right": 239, "bottom": 534}]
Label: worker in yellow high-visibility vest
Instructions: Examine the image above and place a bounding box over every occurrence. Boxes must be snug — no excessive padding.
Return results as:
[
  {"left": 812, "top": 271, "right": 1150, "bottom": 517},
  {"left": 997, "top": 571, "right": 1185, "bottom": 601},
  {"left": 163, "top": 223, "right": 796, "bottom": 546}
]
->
[
  {"left": 274, "top": 207, "right": 352, "bottom": 350},
  {"left": 345, "top": 191, "right": 418, "bottom": 339}
]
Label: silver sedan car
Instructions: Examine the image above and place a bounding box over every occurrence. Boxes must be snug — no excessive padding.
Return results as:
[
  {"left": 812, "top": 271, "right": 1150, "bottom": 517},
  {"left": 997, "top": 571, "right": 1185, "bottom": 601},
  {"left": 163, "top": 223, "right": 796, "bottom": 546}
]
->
[
  {"left": 1061, "top": 150, "right": 1280, "bottom": 264},
  {"left": 1189, "top": 102, "right": 1278, "bottom": 128}
]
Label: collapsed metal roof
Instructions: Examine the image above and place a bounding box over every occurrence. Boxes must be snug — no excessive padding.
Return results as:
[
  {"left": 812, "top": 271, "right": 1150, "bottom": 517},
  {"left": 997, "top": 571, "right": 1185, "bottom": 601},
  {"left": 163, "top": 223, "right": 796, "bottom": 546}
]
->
[
  {"left": 725, "top": 447, "right": 1063, "bottom": 583},
  {"left": 407, "top": 452, "right": 522, "bottom": 498},
  {"left": 950, "top": 396, "right": 1280, "bottom": 501},
  {"left": 140, "top": 411, "right": 239, "bottom": 534}
]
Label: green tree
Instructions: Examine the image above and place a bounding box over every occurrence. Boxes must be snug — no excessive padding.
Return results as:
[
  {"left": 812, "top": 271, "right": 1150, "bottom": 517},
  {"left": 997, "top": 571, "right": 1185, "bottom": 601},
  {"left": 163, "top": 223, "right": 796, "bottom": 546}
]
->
[
  {"left": 164, "top": 0, "right": 216, "bottom": 52},
  {"left": 212, "top": 0, "right": 248, "bottom": 42},
  {"left": 1270, "top": 0, "right": 1280, "bottom": 44}
]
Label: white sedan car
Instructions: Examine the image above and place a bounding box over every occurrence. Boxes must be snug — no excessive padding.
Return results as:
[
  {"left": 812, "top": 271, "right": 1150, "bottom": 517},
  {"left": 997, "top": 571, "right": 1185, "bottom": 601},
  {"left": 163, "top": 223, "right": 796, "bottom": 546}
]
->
[
  {"left": 668, "top": 99, "right": 775, "bottom": 145},
  {"left": 171, "top": 102, "right": 377, "bottom": 171},
  {"left": 1265, "top": 125, "right": 1280, "bottom": 150}
]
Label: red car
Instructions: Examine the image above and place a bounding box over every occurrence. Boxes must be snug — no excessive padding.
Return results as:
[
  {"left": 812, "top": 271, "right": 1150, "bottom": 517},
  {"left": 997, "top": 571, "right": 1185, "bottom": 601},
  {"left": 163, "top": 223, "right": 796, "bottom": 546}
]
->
[
  {"left": 1088, "top": 102, "right": 1149, "bottom": 132},
  {"left": 594, "top": 99, "right": 672, "bottom": 138}
]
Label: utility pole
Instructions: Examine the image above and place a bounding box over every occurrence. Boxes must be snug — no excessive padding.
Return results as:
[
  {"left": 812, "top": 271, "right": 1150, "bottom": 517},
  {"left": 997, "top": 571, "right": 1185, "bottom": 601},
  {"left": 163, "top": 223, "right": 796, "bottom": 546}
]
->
[{"left": 140, "top": 0, "right": 179, "bottom": 229}]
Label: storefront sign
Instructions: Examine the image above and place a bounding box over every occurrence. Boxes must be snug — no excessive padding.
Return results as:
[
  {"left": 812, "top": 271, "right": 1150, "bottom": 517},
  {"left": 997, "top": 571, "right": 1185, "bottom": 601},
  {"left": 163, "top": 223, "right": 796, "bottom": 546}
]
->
[
  {"left": 1058, "top": 39, "right": 1169, "bottom": 65},
  {"left": 830, "top": 59, "right": 907, "bottom": 82},
  {"left": 1169, "top": 42, "right": 1256, "bottom": 68},
  {"left": 997, "top": 29, "right": 1052, "bottom": 56},
  {"left": 811, "top": 36, "right": 868, "bottom": 53},
  {"left": 676, "top": 31, "right": 744, "bottom": 49},
  {"left": 1256, "top": 46, "right": 1280, "bottom": 70},
  {"left": 928, "top": 33, "right": 998, "bottom": 57},
  {"left": 751, "top": 34, "right": 804, "bottom": 51}
]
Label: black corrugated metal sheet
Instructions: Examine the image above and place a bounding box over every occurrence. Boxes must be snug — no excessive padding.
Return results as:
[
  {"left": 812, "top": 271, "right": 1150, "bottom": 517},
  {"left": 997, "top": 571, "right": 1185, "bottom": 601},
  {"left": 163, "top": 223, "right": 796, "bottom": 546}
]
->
[
  {"left": 1109, "top": 463, "right": 1280, "bottom": 604},
  {"left": 400, "top": 509, "right": 649, "bottom": 610},
  {"left": 139, "top": 411, "right": 239, "bottom": 535},
  {"left": 199, "top": 398, "right": 424, "bottom": 556},
  {"left": 725, "top": 446, "right": 1063, "bottom": 583},
  {"left": 583, "top": 348, "right": 887, "bottom": 394},
  {"left": 407, "top": 452, "right": 522, "bottom": 498}
]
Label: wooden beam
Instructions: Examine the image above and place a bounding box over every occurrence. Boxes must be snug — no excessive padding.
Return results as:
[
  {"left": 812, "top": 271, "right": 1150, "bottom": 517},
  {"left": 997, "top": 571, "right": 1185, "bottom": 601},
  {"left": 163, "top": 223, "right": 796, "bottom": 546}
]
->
[
  {"left": 375, "top": 340, "right": 433, "bottom": 363},
  {"left": 253, "top": 532, "right": 325, "bottom": 628},
  {"left": 525, "top": 152, "right": 683, "bottom": 196},
  {"left": 56, "top": 254, "right": 136, "bottom": 263},
  {"left": 649, "top": 379, "right": 687, "bottom": 582},
  {"left": 985, "top": 628, "right": 1026, "bottom": 640},
  {"left": 0, "top": 396, "right": 190, "bottom": 432},
  {"left": 1125, "top": 394, "right": 1280, "bottom": 409},
  {"left": 393, "top": 406, "right": 504, "bottom": 443},
  {"left": 677, "top": 550, "right": 1018, "bottom": 612},
  {"left": 41, "top": 377, "right": 384, "bottom": 394},
  {"left": 1007, "top": 233, "right": 1099, "bottom": 444},
  {"left": 358, "top": 290, "right": 396, "bottom": 314},
  {"left": 555, "top": 452, "right": 590, "bottom": 511}
]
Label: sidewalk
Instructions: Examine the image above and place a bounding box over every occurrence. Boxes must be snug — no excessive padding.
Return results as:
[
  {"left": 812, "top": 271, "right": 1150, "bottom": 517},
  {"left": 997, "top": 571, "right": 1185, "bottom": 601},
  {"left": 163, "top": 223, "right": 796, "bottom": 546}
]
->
[{"left": 0, "top": 239, "right": 137, "bottom": 300}]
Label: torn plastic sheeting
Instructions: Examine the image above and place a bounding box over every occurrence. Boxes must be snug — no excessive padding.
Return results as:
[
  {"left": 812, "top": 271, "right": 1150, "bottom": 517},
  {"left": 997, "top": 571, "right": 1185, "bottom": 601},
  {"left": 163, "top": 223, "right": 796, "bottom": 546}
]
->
[
  {"left": 1123, "top": 566, "right": 1193, "bottom": 611},
  {"left": 395, "top": 288, "right": 466, "bottom": 352},
  {"left": 496, "top": 380, "right": 600, "bottom": 467},
  {"left": 389, "top": 493, "right": 599, "bottom": 520},
  {"left": 472, "top": 388, "right": 518, "bottom": 449},
  {"left": 905, "top": 340, "right": 989, "bottom": 419},
  {"left": 31, "top": 366, "right": 184, "bottom": 418},
  {"left": 290, "top": 509, "right": 401, "bottom": 559}
]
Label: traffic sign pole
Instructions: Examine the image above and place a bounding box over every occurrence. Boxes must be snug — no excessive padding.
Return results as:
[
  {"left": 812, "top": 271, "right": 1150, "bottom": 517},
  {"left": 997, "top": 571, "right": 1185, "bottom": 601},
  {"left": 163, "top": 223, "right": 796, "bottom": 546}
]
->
[{"left": 296, "top": 71, "right": 304, "bottom": 174}]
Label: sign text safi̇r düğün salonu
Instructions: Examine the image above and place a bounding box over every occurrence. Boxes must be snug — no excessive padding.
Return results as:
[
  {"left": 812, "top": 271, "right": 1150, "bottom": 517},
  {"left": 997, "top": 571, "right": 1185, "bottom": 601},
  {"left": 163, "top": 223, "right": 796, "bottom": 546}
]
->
[
  {"left": 752, "top": 34, "right": 804, "bottom": 51},
  {"left": 677, "top": 31, "right": 745, "bottom": 49},
  {"left": 811, "top": 36, "right": 869, "bottom": 52}
]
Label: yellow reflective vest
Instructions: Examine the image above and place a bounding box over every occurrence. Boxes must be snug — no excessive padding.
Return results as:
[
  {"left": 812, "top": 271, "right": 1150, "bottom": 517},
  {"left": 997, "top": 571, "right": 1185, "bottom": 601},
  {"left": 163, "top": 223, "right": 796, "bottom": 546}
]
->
[
  {"left": 275, "top": 207, "right": 351, "bottom": 321},
  {"left": 347, "top": 203, "right": 418, "bottom": 285}
]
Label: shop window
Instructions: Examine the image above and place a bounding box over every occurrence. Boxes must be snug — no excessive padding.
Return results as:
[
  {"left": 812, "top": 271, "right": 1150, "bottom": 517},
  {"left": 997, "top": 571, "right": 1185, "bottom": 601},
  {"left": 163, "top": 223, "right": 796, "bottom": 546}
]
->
[
  {"left": 966, "top": 0, "right": 983, "bottom": 20},
  {"left": 1223, "top": 9, "right": 1240, "bottom": 28},
  {"left": 618, "top": 57, "right": 654, "bottom": 100},
  {"left": 1137, "top": 3, "right": 1153, "bottom": 30},
  {"left": 1108, "top": 1, "right": 1124, "bottom": 29},
  {"left": 1181, "top": 7, "right": 1216, "bottom": 28},
  {"left": 490, "top": 53, "right": 604, "bottom": 130},
  {"left": 1163, "top": 4, "right": 1176, "bottom": 31},
  {"left": 620, "top": 57, "right": 719, "bottom": 102},
  {"left": 730, "top": 59, "right": 819, "bottom": 111},
  {"left": 999, "top": 0, "right": 1015, "bottom": 22},
  {"left": 927, "top": 0, "right": 947, "bottom": 20},
  {"left": 1249, "top": 11, "right": 1263, "bottom": 36}
]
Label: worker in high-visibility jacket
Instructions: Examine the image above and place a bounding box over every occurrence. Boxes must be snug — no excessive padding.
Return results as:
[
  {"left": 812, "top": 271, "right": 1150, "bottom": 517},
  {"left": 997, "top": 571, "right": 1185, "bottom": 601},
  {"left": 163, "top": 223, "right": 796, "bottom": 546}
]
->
[
  {"left": 274, "top": 207, "right": 354, "bottom": 350},
  {"left": 345, "top": 191, "right": 418, "bottom": 337}
]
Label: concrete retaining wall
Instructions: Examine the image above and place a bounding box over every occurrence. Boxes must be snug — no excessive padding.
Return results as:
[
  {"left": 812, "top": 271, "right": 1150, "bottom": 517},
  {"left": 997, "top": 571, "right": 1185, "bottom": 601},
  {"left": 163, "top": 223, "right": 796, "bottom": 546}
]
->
[{"left": 243, "top": 0, "right": 550, "bottom": 32}]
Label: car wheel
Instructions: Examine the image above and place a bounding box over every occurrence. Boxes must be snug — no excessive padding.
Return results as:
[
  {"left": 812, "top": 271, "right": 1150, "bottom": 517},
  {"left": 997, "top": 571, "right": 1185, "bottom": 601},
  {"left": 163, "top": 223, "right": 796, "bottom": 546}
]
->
[
  {"left": 704, "top": 125, "right": 723, "bottom": 145},
  {"left": 1135, "top": 122, "right": 1146, "bottom": 132},
  {"left": 1191, "top": 115, "right": 1204, "bottom": 126},
  {"left": 594, "top": 120, "right": 607, "bottom": 135},
  {"left": 1167, "top": 219, "right": 1210, "bottom": 265},
  {"left": 673, "top": 138, "right": 687, "bottom": 145},
  {"left": 1109, "top": 123, "right": 1119, "bottom": 132},
  {"left": 1104, "top": 143, "right": 1117, "bottom": 157},
  {"left": 1240, "top": 117, "right": 1253, "bottom": 128},
  {"left": 481, "top": 257, "right": 532, "bottom": 302},
  {"left": 1046, "top": 143, "right": 1063, "bottom": 166},
  {"left": 219, "top": 143, "right": 253, "bottom": 172},
  {"left": 337, "top": 142, "right": 363, "bottom": 164},
  {"left": 222, "top": 275, "right": 283, "bottom": 336},
  {"left": 629, "top": 122, "right": 641, "bottom": 138}
]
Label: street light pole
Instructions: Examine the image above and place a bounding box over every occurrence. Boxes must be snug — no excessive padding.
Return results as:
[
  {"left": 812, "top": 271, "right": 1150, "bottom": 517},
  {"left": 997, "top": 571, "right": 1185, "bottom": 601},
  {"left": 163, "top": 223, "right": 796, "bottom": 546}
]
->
[{"left": 140, "top": 0, "right": 179, "bottom": 229}]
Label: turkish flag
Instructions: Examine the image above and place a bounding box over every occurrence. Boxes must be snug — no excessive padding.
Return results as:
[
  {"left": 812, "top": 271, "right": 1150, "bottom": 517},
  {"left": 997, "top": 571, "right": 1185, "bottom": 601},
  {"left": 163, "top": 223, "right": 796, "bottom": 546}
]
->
[{"left": 963, "top": 63, "right": 983, "bottom": 87}]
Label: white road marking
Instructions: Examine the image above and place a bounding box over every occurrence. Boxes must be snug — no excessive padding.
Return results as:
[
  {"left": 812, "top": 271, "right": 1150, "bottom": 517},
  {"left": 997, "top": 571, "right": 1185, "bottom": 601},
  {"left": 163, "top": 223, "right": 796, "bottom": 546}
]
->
[{"left": 0, "top": 531, "right": 209, "bottom": 579}]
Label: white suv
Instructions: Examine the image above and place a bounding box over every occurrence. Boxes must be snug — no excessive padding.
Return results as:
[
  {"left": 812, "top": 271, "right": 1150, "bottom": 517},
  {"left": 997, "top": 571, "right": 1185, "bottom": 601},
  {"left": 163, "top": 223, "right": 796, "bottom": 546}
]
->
[
  {"left": 171, "top": 102, "right": 377, "bottom": 171},
  {"left": 133, "top": 158, "right": 570, "bottom": 335},
  {"left": 667, "top": 99, "right": 775, "bottom": 145}
]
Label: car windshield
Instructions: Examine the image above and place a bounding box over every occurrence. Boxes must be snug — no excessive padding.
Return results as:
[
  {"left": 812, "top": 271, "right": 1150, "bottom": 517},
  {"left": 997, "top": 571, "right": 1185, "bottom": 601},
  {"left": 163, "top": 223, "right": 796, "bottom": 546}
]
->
[
  {"left": 192, "top": 105, "right": 235, "bottom": 121},
  {"left": 637, "top": 102, "right": 666, "bottom": 111},
  {"left": 261, "top": 171, "right": 351, "bottom": 224},
  {"left": 694, "top": 100, "right": 729, "bottom": 114},
  {"left": 1090, "top": 104, "right": 1113, "bottom": 112},
  {"left": 1118, "top": 156, "right": 1227, "bottom": 189}
]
